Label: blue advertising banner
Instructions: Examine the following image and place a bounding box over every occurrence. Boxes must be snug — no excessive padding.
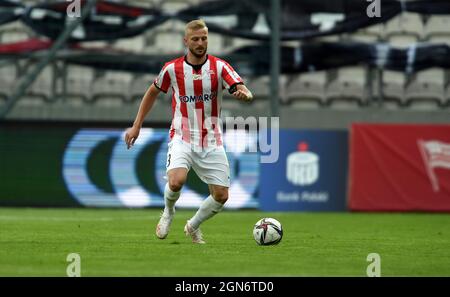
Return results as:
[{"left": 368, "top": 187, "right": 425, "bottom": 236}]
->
[
  {"left": 259, "top": 130, "right": 348, "bottom": 211},
  {"left": 62, "top": 128, "right": 259, "bottom": 209}
]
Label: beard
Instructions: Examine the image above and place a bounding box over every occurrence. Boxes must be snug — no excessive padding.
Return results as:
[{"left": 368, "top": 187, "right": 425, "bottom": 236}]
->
[{"left": 189, "top": 46, "right": 207, "bottom": 58}]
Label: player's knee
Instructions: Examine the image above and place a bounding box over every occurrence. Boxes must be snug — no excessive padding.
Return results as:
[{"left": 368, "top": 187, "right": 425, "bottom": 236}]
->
[
  {"left": 212, "top": 190, "right": 228, "bottom": 204},
  {"left": 168, "top": 179, "right": 184, "bottom": 192}
]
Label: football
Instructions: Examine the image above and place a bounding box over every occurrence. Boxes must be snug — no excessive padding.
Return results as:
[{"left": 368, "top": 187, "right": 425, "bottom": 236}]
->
[{"left": 253, "top": 218, "right": 283, "bottom": 245}]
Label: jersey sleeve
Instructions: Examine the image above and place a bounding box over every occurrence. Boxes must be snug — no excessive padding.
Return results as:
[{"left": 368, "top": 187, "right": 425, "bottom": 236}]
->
[
  {"left": 153, "top": 64, "right": 171, "bottom": 93},
  {"left": 221, "top": 61, "right": 243, "bottom": 90}
]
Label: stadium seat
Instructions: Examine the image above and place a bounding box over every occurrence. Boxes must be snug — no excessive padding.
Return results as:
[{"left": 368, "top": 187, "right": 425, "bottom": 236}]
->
[
  {"left": 147, "top": 29, "right": 185, "bottom": 54},
  {"left": 63, "top": 76, "right": 93, "bottom": 103},
  {"left": 285, "top": 71, "right": 328, "bottom": 107},
  {"left": 206, "top": 32, "right": 227, "bottom": 55},
  {"left": 77, "top": 40, "right": 114, "bottom": 50},
  {"left": 405, "top": 68, "right": 447, "bottom": 108},
  {"left": 325, "top": 66, "right": 370, "bottom": 107},
  {"left": 92, "top": 97, "right": 124, "bottom": 108},
  {"left": 91, "top": 71, "right": 134, "bottom": 104},
  {"left": 128, "top": 74, "right": 156, "bottom": 102},
  {"left": 445, "top": 83, "right": 450, "bottom": 107},
  {"left": 384, "top": 13, "right": 425, "bottom": 40},
  {"left": 245, "top": 75, "right": 286, "bottom": 103},
  {"left": 113, "top": 36, "right": 146, "bottom": 53},
  {"left": 0, "top": 29, "right": 30, "bottom": 44},
  {"left": 407, "top": 100, "right": 443, "bottom": 111},
  {"left": 364, "top": 23, "right": 385, "bottom": 40},
  {"left": 0, "top": 21, "right": 31, "bottom": 43},
  {"left": 26, "top": 65, "right": 56, "bottom": 102},
  {"left": 387, "top": 34, "right": 419, "bottom": 49},
  {"left": 425, "top": 16, "right": 450, "bottom": 39},
  {"left": 229, "top": 37, "right": 260, "bottom": 52},
  {"left": 60, "top": 65, "right": 95, "bottom": 102},
  {"left": 161, "top": 0, "right": 191, "bottom": 12},
  {"left": 428, "top": 35, "right": 450, "bottom": 46},
  {"left": 348, "top": 30, "right": 380, "bottom": 43},
  {"left": 15, "top": 95, "right": 48, "bottom": 108},
  {"left": 289, "top": 100, "right": 322, "bottom": 110},
  {"left": 58, "top": 96, "right": 85, "bottom": 108},
  {"left": 381, "top": 70, "right": 408, "bottom": 107},
  {"left": 147, "top": 95, "right": 172, "bottom": 122},
  {"left": 0, "top": 63, "right": 18, "bottom": 98}
]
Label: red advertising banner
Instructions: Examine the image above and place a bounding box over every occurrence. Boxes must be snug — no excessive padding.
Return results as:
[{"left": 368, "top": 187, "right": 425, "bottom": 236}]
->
[{"left": 349, "top": 124, "right": 450, "bottom": 212}]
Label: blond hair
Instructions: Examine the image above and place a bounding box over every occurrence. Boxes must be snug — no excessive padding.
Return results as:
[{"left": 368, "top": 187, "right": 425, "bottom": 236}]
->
[{"left": 185, "top": 19, "right": 208, "bottom": 35}]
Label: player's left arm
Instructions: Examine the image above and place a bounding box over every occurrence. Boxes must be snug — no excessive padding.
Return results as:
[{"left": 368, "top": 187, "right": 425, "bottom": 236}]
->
[{"left": 232, "top": 83, "right": 253, "bottom": 102}]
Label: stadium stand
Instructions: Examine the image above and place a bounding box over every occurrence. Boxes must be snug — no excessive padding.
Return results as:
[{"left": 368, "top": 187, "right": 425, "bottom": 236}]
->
[{"left": 0, "top": 0, "right": 448, "bottom": 127}]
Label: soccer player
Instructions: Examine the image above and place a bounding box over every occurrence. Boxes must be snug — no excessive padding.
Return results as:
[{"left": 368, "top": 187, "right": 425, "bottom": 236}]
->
[{"left": 124, "top": 19, "right": 253, "bottom": 244}]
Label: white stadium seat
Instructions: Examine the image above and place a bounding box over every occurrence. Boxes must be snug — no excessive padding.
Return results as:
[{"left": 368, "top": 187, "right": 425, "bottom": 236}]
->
[
  {"left": 129, "top": 74, "right": 156, "bottom": 102},
  {"left": 387, "top": 34, "right": 419, "bottom": 49},
  {"left": 61, "top": 65, "right": 95, "bottom": 102},
  {"left": 326, "top": 66, "right": 369, "bottom": 107},
  {"left": 91, "top": 71, "right": 134, "bottom": 105},
  {"left": 428, "top": 35, "right": 450, "bottom": 46},
  {"left": 26, "top": 66, "right": 56, "bottom": 101},
  {"left": 113, "top": 36, "right": 146, "bottom": 53},
  {"left": 405, "top": 68, "right": 447, "bottom": 108},
  {"left": 146, "top": 29, "right": 185, "bottom": 54},
  {"left": 15, "top": 96, "right": 47, "bottom": 108},
  {"left": 385, "top": 13, "right": 425, "bottom": 40},
  {"left": 364, "top": 23, "right": 385, "bottom": 40},
  {"left": 349, "top": 30, "right": 380, "bottom": 43},
  {"left": 0, "top": 63, "right": 18, "bottom": 98},
  {"left": 285, "top": 71, "right": 328, "bottom": 108},
  {"left": 425, "top": 16, "right": 450, "bottom": 38},
  {"left": 381, "top": 70, "right": 408, "bottom": 107},
  {"left": 445, "top": 82, "right": 450, "bottom": 107}
]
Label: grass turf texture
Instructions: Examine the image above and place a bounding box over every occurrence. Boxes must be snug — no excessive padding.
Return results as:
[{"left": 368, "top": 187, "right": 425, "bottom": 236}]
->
[{"left": 0, "top": 208, "right": 449, "bottom": 276}]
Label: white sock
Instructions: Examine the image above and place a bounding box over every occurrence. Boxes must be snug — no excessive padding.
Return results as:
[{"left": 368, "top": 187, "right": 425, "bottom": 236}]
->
[
  {"left": 163, "top": 183, "right": 180, "bottom": 216},
  {"left": 188, "top": 195, "right": 224, "bottom": 230}
]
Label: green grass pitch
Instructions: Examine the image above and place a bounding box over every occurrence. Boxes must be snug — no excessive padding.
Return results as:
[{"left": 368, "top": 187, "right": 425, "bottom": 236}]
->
[{"left": 0, "top": 208, "right": 449, "bottom": 276}]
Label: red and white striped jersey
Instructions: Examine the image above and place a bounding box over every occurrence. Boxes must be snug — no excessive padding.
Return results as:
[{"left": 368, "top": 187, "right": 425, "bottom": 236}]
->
[{"left": 154, "top": 55, "right": 243, "bottom": 148}]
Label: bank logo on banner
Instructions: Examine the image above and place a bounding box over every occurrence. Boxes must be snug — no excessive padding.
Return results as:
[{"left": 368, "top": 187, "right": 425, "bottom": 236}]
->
[
  {"left": 260, "top": 130, "right": 348, "bottom": 211},
  {"left": 286, "top": 142, "right": 319, "bottom": 186},
  {"left": 418, "top": 139, "right": 450, "bottom": 192}
]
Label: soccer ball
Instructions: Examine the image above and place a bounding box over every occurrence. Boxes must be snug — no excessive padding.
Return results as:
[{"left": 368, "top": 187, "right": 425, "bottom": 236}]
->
[{"left": 253, "top": 218, "right": 283, "bottom": 245}]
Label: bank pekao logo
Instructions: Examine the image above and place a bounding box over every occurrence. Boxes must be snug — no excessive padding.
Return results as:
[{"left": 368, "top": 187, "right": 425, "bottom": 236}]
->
[{"left": 286, "top": 142, "right": 319, "bottom": 186}]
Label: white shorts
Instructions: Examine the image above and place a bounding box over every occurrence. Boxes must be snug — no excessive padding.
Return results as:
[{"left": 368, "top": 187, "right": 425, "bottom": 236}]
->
[{"left": 166, "top": 138, "right": 230, "bottom": 187}]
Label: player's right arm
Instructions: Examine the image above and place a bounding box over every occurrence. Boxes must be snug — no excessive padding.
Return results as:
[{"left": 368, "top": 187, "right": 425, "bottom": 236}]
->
[{"left": 124, "top": 83, "right": 161, "bottom": 149}]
